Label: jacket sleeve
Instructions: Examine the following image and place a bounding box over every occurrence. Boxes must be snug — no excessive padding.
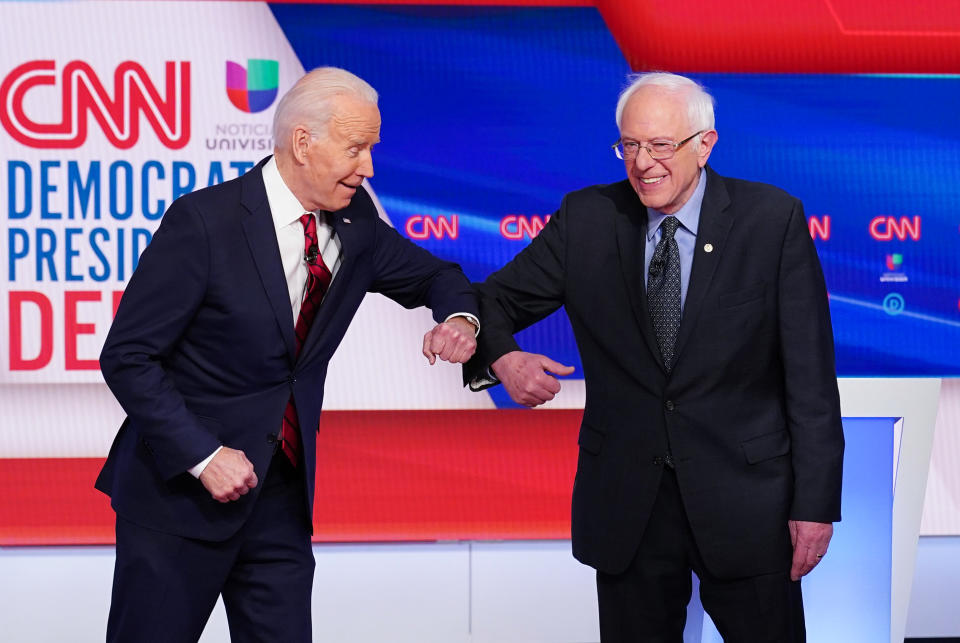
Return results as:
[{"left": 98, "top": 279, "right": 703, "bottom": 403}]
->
[
  {"left": 777, "top": 199, "right": 845, "bottom": 522},
  {"left": 99, "top": 197, "right": 222, "bottom": 480},
  {"left": 368, "top": 216, "right": 478, "bottom": 323}
]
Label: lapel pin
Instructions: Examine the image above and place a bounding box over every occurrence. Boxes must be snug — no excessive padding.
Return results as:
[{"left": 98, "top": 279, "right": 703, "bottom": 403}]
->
[
  {"left": 342, "top": 218, "right": 351, "bottom": 224},
  {"left": 703, "top": 243, "right": 714, "bottom": 253}
]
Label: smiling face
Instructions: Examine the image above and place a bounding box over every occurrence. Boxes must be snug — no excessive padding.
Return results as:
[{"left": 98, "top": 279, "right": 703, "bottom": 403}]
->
[
  {"left": 620, "top": 85, "right": 717, "bottom": 214},
  {"left": 287, "top": 93, "right": 381, "bottom": 212}
]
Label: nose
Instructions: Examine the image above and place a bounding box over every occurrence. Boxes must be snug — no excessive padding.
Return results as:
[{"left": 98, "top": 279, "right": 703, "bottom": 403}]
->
[
  {"left": 632, "top": 147, "right": 657, "bottom": 172},
  {"left": 358, "top": 149, "right": 374, "bottom": 178}
]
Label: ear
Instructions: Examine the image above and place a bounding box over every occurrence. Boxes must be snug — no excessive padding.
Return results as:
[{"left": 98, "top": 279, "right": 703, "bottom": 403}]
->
[
  {"left": 290, "top": 125, "right": 313, "bottom": 164},
  {"left": 697, "top": 130, "right": 718, "bottom": 168}
]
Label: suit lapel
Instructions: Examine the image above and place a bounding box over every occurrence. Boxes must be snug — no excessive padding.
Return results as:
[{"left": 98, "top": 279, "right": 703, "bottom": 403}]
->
[
  {"left": 239, "top": 159, "right": 297, "bottom": 362},
  {"left": 673, "top": 167, "right": 733, "bottom": 364},
  {"left": 613, "top": 182, "right": 663, "bottom": 366}
]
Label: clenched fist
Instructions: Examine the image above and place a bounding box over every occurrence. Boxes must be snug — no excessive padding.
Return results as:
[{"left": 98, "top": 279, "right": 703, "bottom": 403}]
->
[
  {"left": 199, "top": 447, "right": 258, "bottom": 503},
  {"left": 422, "top": 317, "right": 477, "bottom": 365}
]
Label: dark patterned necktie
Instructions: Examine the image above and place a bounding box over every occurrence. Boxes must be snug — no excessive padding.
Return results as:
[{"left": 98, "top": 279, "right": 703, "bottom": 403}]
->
[
  {"left": 280, "top": 213, "right": 333, "bottom": 467},
  {"left": 647, "top": 216, "right": 681, "bottom": 372}
]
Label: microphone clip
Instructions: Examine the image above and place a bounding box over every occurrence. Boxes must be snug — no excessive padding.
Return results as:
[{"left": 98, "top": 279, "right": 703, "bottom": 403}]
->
[{"left": 305, "top": 245, "right": 319, "bottom": 265}]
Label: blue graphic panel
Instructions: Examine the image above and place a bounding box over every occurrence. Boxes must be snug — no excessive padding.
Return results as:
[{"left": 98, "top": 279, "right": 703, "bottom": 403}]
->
[
  {"left": 269, "top": 5, "right": 960, "bottom": 379},
  {"left": 696, "top": 74, "right": 960, "bottom": 375}
]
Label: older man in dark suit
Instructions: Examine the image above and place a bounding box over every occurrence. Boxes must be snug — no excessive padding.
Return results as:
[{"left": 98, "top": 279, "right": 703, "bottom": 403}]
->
[
  {"left": 467, "top": 72, "right": 843, "bottom": 641},
  {"left": 97, "top": 67, "right": 479, "bottom": 642}
]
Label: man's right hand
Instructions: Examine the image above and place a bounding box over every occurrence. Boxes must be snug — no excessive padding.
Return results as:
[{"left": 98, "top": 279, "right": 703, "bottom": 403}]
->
[
  {"left": 491, "top": 351, "right": 575, "bottom": 407},
  {"left": 199, "top": 447, "right": 258, "bottom": 502}
]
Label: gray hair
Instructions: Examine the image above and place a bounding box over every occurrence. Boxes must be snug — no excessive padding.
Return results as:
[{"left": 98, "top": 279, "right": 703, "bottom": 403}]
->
[
  {"left": 273, "top": 67, "right": 378, "bottom": 150},
  {"left": 615, "top": 72, "right": 715, "bottom": 133}
]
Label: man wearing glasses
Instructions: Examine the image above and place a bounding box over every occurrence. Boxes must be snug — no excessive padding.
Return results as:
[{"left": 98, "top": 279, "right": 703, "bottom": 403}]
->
[{"left": 466, "top": 72, "right": 843, "bottom": 641}]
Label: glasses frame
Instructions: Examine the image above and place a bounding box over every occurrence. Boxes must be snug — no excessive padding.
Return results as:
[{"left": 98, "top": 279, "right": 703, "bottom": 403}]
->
[{"left": 612, "top": 130, "right": 704, "bottom": 161}]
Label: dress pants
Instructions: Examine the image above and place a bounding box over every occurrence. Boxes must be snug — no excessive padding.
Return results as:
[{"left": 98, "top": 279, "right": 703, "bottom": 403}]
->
[
  {"left": 107, "top": 451, "right": 315, "bottom": 643},
  {"left": 596, "top": 467, "right": 805, "bottom": 643}
]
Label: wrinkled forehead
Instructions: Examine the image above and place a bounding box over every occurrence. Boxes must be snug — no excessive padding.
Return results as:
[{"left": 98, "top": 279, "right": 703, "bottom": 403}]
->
[{"left": 327, "top": 96, "right": 381, "bottom": 139}]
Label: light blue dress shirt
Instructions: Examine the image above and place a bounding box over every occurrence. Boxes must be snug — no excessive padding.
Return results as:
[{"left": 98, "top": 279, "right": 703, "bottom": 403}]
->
[{"left": 643, "top": 168, "right": 708, "bottom": 315}]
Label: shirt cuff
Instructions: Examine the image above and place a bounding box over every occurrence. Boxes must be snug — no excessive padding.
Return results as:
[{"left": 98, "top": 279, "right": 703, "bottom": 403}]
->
[
  {"left": 188, "top": 446, "right": 223, "bottom": 478},
  {"left": 444, "top": 312, "right": 480, "bottom": 337},
  {"left": 469, "top": 367, "right": 500, "bottom": 392}
]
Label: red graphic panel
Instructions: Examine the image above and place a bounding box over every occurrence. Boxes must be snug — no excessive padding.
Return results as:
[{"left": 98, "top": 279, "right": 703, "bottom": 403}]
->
[
  {"left": 0, "top": 409, "right": 582, "bottom": 545},
  {"left": 825, "top": 0, "right": 960, "bottom": 33},
  {"left": 594, "top": 0, "right": 960, "bottom": 73}
]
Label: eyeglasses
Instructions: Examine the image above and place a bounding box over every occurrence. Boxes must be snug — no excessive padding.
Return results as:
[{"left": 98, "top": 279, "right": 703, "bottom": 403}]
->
[{"left": 612, "top": 131, "right": 704, "bottom": 161}]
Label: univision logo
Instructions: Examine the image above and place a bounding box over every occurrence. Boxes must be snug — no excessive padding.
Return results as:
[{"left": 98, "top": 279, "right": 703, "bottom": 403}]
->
[
  {"left": 880, "top": 253, "right": 907, "bottom": 283},
  {"left": 226, "top": 59, "right": 278, "bottom": 113}
]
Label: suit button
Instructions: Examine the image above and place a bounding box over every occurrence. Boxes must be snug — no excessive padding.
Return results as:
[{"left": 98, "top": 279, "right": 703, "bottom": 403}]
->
[
  {"left": 665, "top": 400, "right": 675, "bottom": 411},
  {"left": 652, "top": 456, "right": 663, "bottom": 466},
  {"left": 267, "top": 434, "right": 277, "bottom": 444}
]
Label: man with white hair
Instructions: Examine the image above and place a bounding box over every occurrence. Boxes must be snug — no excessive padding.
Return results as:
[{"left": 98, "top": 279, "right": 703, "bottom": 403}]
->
[
  {"left": 467, "top": 72, "right": 843, "bottom": 640},
  {"left": 97, "top": 67, "right": 479, "bottom": 642}
]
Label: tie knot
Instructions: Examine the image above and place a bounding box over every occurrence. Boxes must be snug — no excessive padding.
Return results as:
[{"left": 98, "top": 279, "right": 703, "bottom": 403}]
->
[{"left": 660, "top": 216, "right": 680, "bottom": 239}]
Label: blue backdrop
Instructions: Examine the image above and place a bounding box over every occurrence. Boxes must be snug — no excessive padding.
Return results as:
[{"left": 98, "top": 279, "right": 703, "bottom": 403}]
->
[{"left": 270, "top": 4, "right": 960, "bottom": 394}]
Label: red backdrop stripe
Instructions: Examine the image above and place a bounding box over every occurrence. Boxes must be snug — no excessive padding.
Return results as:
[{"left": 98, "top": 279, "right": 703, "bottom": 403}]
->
[{"left": 0, "top": 409, "right": 583, "bottom": 546}]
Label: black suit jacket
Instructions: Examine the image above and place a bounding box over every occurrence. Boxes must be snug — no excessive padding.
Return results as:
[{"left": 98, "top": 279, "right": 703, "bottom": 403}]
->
[
  {"left": 468, "top": 167, "right": 843, "bottom": 578},
  {"left": 97, "top": 157, "right": 478, "bottom": 541}
]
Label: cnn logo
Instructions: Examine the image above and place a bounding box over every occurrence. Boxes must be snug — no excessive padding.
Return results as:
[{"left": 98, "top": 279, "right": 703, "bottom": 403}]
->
[
  {"left": 0, "top": 60, "right": 190, "bottom": 149},
  {"left": 869, "top": 216, "right": 921, "bottom": 241}
]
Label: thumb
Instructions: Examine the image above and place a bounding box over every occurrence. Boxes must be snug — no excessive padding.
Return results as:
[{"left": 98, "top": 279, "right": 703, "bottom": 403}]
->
[{"left": 540, "top": 356, "right": 575, "bottom": 376}]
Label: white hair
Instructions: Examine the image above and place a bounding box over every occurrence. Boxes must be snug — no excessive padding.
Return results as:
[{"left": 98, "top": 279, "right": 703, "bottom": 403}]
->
[
  {"left": 273, "top": 67, "right": 378, "bottom": 150},
  {"left": 615, "top": 72, "right": 715, "bottom": 134}
]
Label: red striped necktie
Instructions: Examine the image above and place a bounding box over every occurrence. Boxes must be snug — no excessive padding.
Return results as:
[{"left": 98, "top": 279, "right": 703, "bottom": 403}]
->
[{"left": 280, "top": 213, "right": 333, "bottom": 467}]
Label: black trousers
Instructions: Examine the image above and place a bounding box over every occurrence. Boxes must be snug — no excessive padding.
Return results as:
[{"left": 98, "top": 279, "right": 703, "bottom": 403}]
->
[
  {"left": 597, "top": 468, "right": 805, "bottom": 642},
  {"left": 107, "top": 452, "right": 315, "bottom": 643}
]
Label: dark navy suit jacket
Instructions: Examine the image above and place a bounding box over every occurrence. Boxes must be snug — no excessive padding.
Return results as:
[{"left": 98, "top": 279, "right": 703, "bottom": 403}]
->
[
  {"left": 97, "top": 157, "right": 477, "bottom": 541},
  {"left": 467, "top": 167, "right": 843, "bottom": 579}
]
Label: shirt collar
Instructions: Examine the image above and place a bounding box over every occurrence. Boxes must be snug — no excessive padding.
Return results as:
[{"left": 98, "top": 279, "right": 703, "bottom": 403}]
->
[
  {"left": 646, "top": 167, "right": 707, "bottom": 240},
  {"left": 262, "top": 155, "right": 313, "bottom": 229}
]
